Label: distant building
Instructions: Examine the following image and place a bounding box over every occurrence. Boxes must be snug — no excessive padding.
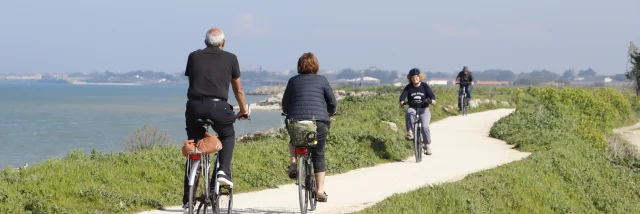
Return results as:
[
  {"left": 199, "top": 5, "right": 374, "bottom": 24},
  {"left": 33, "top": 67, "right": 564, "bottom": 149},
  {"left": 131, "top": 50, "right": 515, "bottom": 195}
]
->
[
  {"left": 427, "top": 78, "right": 454, "bottom": 86},
  {"left": 333, "top": 76, "right": 381, "bottom": 86}
]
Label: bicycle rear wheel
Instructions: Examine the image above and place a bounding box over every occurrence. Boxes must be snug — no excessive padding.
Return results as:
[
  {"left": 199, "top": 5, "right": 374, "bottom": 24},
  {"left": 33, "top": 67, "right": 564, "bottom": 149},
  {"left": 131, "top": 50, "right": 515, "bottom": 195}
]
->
[
  {"left": 413, "top": 122, "right": 422, "bottom": 163},
  {"left": 297, "top": 154, "right": 308, "bottom": 214},
  {"left": 187, "top": 160, "right": 202, "bottom": 214}
]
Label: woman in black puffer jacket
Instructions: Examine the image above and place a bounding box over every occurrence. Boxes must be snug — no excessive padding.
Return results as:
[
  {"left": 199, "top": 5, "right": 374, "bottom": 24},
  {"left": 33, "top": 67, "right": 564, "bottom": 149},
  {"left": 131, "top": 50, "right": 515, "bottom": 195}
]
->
[{"left": 281, "top": 52, "right": 337, "bottom": 202}]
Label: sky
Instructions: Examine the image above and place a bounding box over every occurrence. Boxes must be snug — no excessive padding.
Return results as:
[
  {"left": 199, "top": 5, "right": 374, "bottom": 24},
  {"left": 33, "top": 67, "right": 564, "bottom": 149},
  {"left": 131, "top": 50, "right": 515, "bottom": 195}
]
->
[{"left": 0, "top": 0, "right": 638, "bottom": 75}]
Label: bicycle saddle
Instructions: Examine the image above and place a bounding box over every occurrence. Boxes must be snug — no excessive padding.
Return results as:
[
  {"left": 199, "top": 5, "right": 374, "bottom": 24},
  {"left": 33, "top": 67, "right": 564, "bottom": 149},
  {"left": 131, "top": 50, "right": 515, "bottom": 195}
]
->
[{"left": 195, "top": 119, "right": 214, "bottom": 126}]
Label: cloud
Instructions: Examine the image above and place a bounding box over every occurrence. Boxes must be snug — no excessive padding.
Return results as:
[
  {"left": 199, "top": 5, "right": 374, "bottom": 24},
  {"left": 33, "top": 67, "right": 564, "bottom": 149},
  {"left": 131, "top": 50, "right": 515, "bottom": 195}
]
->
[{"left": 233, "top": 13, "right": 270, "bottom": 38}]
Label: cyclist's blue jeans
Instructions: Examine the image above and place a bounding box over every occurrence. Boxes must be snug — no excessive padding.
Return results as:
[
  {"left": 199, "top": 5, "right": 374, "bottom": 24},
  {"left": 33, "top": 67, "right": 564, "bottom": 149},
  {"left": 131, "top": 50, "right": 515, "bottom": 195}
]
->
[
  {"left": 459, "top": 85, "right": 472, "bottom": 99},
  {"left": 405, "top": 107, "right": 432, "bottom": 145},
  {"left": 458, "top": 85, "right": 472, "bottom": 110}
]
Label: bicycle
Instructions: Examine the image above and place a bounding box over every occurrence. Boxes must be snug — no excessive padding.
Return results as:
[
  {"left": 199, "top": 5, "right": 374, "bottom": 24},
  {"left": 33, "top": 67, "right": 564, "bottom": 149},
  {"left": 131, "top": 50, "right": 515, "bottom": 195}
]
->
[
  {"left": 281, "top": 112, "right": 336, "bottom": 214},
  {"left": 185, "top": 119, "right": 233, "bottom": 214},
  {"left": 456, "top": 82, "right": 470, "bottom": 116},
  {"left": 402, "top": 99, "right": 434, "bottom": 163},
  {"left": 186, "top": 105, "right": 251, "bottom": 214}
]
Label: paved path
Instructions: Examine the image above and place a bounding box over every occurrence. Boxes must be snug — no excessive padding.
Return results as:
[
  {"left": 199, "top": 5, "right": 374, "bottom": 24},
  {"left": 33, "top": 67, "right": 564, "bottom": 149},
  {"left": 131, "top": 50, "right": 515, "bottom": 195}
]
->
[
  {"left": 139, "top": 108, "right": 531, "bottom": 214},
  {"left": 614, "top": 121, "right": 640, "bottom": 152}
]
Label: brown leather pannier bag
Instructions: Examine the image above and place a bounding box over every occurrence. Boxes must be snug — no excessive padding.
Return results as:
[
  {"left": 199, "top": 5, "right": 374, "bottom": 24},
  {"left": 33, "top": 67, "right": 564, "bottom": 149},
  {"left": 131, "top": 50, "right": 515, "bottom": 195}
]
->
[{"left": 182, "top": 132, "right": 222, "bottom": 157}]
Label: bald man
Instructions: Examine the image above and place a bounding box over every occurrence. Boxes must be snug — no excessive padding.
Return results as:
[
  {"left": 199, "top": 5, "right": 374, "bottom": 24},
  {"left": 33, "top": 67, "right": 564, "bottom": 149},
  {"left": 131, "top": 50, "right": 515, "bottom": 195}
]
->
[{"left": 182, "top": 28, "right": 249, "bottom": 209}]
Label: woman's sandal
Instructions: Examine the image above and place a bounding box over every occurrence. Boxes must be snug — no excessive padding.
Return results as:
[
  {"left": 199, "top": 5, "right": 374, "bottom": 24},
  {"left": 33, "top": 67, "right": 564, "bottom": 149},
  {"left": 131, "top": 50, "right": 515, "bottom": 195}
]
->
[
  {"left": 317, "top": 192, "right": 328, "bottom": 202},
  {"left": 287, "top": 163, "right": 297, "bottom": 179}
]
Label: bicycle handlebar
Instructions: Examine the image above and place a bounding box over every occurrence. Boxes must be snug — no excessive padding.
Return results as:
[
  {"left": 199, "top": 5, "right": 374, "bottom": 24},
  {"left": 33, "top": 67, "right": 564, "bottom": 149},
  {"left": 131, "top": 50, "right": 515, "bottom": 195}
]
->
[
  {"left": 401, "top": 99, "right": 435, "bottom": 107},
  {"left": 237, "top": 104, "right": 252, "bottom": 120}
]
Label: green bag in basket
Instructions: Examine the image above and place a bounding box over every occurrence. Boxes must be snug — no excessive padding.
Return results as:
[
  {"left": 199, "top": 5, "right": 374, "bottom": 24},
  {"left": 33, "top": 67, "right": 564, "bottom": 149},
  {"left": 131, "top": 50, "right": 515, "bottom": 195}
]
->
[{"left": 287, "top": 119, "right": 318, "bottom": 147}]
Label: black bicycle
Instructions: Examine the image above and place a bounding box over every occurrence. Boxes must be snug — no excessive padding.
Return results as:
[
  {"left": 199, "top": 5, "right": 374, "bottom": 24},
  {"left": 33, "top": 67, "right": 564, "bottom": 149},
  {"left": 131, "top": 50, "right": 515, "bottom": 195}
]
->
[
  {"left": 186, "top": 105, "right": 251, "bottom": 214},
  {"left": 281, "top": 112, "right": 318, "bottom": 214},
  {"left": 402, "top": 99, "right": 434, "bottom": 163},
  {"left": 281, "top": 112, "right": 337, "bottom": 214},
  {"left": 456, "top": 82, "right": 470, "bottom": 116}
]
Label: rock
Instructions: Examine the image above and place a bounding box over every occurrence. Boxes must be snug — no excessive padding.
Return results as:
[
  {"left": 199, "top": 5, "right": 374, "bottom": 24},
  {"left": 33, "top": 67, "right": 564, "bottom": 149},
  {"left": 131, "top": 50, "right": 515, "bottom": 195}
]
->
[
  {"left": 348, "top": 91, "right": 376, "bottom": 97},
  {"left": 501, "top": 101, "right": 510, "bottom": 106},
  {"left": 334, "top": 90, "right": 347, "bottom": 97},
  {"left": 444, "top": 105, "right": 455, "bottom": 112},
  {"left": 468, "top": 100, "right": 478, "bottom": 108},
  {"left": 247, "top": 85, "right": 286, "bottom": 95},
  {"left": 382, "top": 121, "right": 398, "bottom": 132},
  {"left": 237, "top": 125, "right": 285, "bottom": 143}
]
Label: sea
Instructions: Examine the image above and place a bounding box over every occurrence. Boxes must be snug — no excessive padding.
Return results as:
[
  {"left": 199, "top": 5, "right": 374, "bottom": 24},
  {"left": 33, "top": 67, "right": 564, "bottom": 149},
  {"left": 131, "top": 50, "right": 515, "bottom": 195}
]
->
[{"left": 0, "top": 81, "right": 284, "bottom": 168}]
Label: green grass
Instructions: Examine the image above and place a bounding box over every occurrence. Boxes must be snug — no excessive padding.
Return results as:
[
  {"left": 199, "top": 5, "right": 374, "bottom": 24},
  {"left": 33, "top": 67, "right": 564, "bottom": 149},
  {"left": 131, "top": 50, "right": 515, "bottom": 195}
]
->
[
  {"left": 0, "top": 85, "right": 515, "bottom": 213},
  {"left": 355, "top": 87, "right": 640, "bottom": 214}
]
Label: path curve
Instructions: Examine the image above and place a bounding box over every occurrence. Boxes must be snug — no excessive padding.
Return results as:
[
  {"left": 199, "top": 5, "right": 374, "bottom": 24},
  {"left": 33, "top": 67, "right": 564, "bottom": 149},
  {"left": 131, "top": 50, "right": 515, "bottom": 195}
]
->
[
  {"left": 139, "top": 108, "right": 530, "bottom": 214},
  {"left": 614, "top": 121, "right": 640, "bottom": 152}
]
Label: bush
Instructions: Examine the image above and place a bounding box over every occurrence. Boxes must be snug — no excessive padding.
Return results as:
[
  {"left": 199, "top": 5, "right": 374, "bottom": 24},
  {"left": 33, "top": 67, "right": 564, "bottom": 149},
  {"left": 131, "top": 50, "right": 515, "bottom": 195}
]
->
[{"left": 123, "top": 125, "right": 175, "bottom": 151}]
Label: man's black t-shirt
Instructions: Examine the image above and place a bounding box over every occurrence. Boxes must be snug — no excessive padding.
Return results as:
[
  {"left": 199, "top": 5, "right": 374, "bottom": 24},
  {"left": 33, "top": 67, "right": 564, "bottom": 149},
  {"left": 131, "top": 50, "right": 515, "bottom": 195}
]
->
[{"left": 185, "top": 46, "right": 241, "bottom": 101}]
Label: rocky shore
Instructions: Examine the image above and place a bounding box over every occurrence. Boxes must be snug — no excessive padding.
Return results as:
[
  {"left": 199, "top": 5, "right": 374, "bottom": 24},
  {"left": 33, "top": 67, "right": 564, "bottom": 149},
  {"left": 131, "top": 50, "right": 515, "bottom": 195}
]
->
[
  {"left": 246, "top": 85, "right": 286, "bottom": 95},
  {"left": 237, "top": 87, "right": 380, "bottom": 111}
]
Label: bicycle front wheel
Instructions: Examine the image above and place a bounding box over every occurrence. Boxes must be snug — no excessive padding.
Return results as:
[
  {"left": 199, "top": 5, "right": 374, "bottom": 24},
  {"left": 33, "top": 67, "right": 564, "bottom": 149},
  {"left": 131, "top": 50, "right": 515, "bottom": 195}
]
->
[
  {"left": 215, "top": 174, "right": 233, "bottom": 214},
  {"left": 297, "top": 154, "right": 308, "bottom": 214},
  {"left": 307, "top": 159, "right": 317, "bottom": 211},
  {"left": 413, "top": 123, "right": 422, "bottom": 163},
  {"left": 463, "top": 97, "right": 469, "bottom": 115}
]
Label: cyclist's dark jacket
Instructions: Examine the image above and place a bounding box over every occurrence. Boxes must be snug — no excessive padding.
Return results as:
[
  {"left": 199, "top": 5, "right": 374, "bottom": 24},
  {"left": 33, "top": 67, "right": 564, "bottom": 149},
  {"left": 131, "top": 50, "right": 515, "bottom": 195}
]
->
[
  {"left": 399, "top": 82, "right": 436, "bottom": 108},
  {"left": 281, "top": 74, "right": 337, "bottom": 123},
  {"left": 457, "top": 71, "right": 473, "bottom": 85}
]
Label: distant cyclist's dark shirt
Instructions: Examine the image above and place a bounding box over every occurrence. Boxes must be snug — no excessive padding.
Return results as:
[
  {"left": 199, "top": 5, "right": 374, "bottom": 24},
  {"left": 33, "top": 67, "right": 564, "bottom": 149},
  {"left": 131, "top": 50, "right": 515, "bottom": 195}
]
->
[
  {"left": 399, "top": 82, "right": 436, "bottom": 108},
  {"left": 457, "top": 71, "right": 473, "bottom": 85}
]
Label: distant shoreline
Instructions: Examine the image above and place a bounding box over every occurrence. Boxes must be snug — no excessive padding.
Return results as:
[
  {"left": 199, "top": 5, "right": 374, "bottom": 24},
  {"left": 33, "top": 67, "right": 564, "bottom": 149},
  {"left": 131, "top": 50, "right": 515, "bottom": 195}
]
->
[{"left": 69, "top": 81, "right": 143, "bottom": 86}]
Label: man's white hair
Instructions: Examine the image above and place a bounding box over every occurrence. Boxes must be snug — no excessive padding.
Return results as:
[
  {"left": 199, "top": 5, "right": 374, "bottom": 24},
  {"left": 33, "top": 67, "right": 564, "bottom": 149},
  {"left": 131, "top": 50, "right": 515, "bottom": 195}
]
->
[{"left": 205, "top": 29, "right": 225, "bottom": 47}]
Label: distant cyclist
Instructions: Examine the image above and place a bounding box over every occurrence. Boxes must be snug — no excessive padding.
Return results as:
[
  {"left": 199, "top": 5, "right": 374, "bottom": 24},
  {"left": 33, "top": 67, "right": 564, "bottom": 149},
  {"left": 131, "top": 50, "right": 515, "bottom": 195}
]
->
[
  {"left": 455, "top": 66, "right": 474, "bottom": 112},
  {"left": 399, "top": 68, "right": 436, "bottom": 155}
]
